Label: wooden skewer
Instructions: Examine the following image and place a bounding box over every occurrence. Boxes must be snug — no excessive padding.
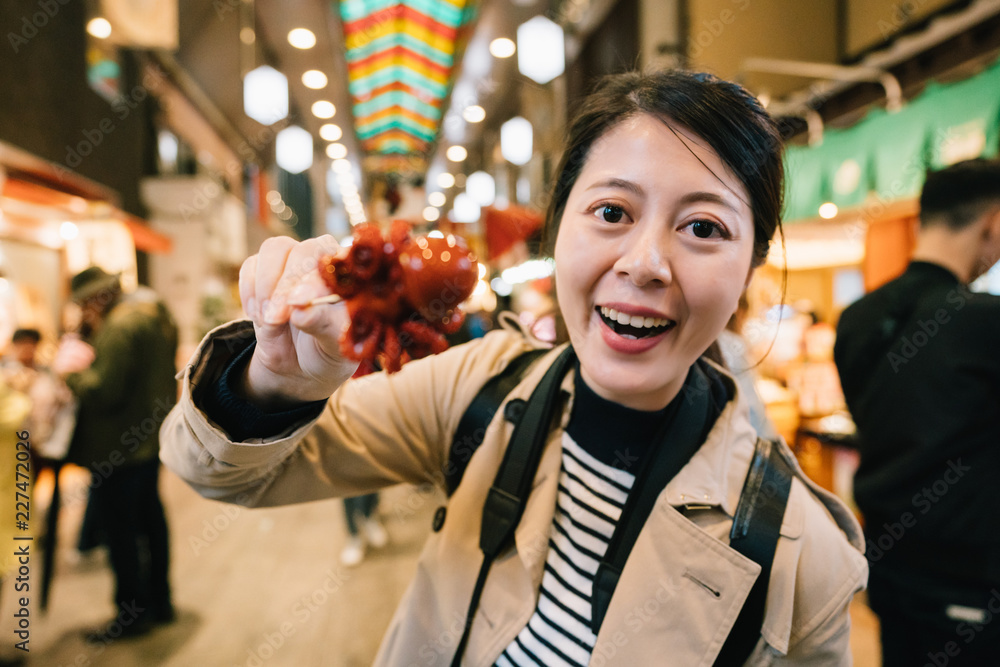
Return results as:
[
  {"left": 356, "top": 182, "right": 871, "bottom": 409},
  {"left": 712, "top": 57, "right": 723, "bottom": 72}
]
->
[{"left": 301, "top": 293, "right": 343, "bottom": 307}]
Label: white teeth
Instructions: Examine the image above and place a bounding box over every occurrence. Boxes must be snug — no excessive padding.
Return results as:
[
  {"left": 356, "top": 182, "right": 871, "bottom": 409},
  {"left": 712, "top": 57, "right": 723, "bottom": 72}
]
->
[{"left": 600, "top": 306, "right": 672, "bottom": 329}]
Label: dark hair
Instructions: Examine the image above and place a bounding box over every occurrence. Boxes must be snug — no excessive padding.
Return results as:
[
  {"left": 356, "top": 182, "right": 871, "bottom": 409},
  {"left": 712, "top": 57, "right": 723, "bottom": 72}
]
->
[
  {"left": 545, "top": 70, "right": 785, "bottom": 268},
  {"left": 919, "top": 159, "right": 1000, "bottom": 230},
  {"left": 11, "top": 328, "right": 41, "bottom": 344}
]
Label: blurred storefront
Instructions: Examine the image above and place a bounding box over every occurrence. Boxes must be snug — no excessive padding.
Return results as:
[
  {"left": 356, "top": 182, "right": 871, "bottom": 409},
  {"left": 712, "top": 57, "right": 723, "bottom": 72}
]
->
[
  {"left": 0, "top": 141, "right": 172, "bottom": 353},
  {"left": 743, "top": 49, "right": 1000, "bottom": 511}
]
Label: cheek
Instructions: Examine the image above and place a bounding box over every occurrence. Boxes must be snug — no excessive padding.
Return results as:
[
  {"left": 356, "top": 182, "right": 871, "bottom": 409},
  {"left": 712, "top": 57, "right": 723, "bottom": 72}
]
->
[{"left": 678, "top": 256, "right": 749, "bottom": 326}]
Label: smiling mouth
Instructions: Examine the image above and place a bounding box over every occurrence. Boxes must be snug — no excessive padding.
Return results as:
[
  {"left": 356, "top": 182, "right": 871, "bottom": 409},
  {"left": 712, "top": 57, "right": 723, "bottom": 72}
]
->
[{"left": 597, "top": 306, "right": 676, "bottom": 339}]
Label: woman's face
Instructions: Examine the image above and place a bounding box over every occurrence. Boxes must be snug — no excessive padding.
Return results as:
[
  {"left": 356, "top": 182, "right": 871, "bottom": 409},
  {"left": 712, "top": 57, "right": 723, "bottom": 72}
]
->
[{"left": 554, "top": 113, "right": 756, "bottom": 411}]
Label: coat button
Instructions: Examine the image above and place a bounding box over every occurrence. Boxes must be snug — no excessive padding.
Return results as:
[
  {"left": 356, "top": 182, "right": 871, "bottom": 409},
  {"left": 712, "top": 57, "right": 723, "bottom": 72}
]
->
[
  {"left": 432, "top": 506, "right": 447, "bottom": 532},
  {"left": 504, "top": 398, "right": 527, "bottom": 423}
]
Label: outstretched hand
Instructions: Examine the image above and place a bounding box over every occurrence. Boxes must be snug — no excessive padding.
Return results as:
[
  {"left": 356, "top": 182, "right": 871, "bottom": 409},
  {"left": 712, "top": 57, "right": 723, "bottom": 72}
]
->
[{"left": 239, "top": 235, "right": 360, "bottom": 409}]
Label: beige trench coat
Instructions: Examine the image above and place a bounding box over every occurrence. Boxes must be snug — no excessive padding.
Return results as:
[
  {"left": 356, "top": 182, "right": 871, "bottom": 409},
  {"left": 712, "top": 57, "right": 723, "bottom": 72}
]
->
[{"left": 161, "top": 321, "right": 868, "bottom": 666}]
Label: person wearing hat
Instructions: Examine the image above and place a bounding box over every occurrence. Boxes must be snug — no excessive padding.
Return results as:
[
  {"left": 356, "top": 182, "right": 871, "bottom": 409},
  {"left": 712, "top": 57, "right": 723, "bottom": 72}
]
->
[{"left": 54, "top": 266, "right": 179, "bottom": 641}]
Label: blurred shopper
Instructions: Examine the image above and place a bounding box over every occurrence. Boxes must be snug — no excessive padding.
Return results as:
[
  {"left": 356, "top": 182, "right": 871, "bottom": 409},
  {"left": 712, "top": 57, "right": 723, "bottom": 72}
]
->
[
  {"left": 835, "top": 159, "right": 1000, "bottom": 666},
  {"left": 716, "top": 295, "right": 779, "bottom": 440},
  {"left": 3, "top": 328, "right": 76, "bottom": 462},
  {"left": 53, "top": 267, "right": 178, "bottom": 640},
  {"left": 339, "top": 493, "right": 388, "bottom": 566},
  {"left": 3, "top": 328, "right": 42, "bottom": 371}
]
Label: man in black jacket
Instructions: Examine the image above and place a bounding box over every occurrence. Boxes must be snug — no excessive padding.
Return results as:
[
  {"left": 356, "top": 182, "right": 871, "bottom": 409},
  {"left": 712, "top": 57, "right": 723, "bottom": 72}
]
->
[{"left": 835, "top": 159, "right": 1000, "bottom": 666}]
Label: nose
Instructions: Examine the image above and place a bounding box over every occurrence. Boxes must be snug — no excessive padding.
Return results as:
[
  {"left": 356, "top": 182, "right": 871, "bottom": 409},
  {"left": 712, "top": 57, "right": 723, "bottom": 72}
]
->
[{"left": 613, "top": 224, "right": 673, "bottom": 288}]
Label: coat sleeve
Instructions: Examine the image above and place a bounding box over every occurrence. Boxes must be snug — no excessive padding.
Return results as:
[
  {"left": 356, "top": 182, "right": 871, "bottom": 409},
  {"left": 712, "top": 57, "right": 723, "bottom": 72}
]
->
[{"left": 160, "top": 320, "right": 537, "bottom": 507}]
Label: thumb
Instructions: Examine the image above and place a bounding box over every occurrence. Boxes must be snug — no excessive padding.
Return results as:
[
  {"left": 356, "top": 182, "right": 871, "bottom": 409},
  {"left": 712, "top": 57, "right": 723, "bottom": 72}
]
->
[{"left": 289, "top": 300, "right": 350, "bottom": 349}]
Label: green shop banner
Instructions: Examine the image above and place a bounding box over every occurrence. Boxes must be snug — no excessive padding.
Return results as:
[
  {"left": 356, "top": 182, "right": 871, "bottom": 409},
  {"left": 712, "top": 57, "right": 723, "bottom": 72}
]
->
[{"left": 783, "top": 58, "right": 1000, "bottom": 223}]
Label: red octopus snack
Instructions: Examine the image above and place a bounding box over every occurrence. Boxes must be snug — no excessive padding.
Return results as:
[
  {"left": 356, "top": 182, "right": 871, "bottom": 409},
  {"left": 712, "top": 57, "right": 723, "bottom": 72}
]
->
[{"left": 318, "top": 221, "right": 478, "bottom": 376}]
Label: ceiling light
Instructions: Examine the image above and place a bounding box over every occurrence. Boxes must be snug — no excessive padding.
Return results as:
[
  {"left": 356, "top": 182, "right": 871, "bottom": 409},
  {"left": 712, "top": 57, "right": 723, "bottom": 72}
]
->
[
  {"left": 60, "top": 222, "right": 79, "bottom": 240},
  {"left": 428, "top": 230, "right": 445, "bottom": 239},
  {"left": 240, "top": 27, "right": 255, "bottom": 44},
  {"left": 423, "top": 207, "right": 440, "bottom": 222},
  {"left": 275, "top": 126, "right": 314, "bottom": 174},
  {"left": 446, "top": 145, "right": 467, "bottom": 162},
  {"left": 517, "top": 17, "right": 564, "bottom": 84},
  {"left": 489, "top": 37, "right": 516, "bottom": 58},
  {"left": 302, "top": 70, "right": 328, "bottom": 89},
  {"left": 463, "top": 105, "right": 486, "bottom": 123},
  {"left": 819, "top": 202, "right": 839, "bottom": 219},
  {"left": 491, "top": 277, "right": 513, "bottom": 297},
  {"left": 288, "top": 28, "right": 316, "bottom": 49},
  {"left": 312, "top": 101, "right": 335, "bottom": 118},
  {"left": 265, "top": 190, "right": 281, "bottom": 205},
  {"left": 244, "top": 66, "right": 288, "bottom": 125},
  {"left": 501, "top": 116, "right": 532, "bottom": 165},
  {"left": 326, "top": 143, "right": 347, "bottom": 159},
  {"left": 319, "top": 124, "right": 342, "bottom": 141},
  {"left": 158, "top": 131, "right": 178, "bottom": 168},
  {"left": 452, "top": 193, "right": 480, "bottom": 223},
  {"left": 87, "top": 17, "right": 112, "bottom": 39},
  {"left": 437, "top": 173, "right": 455, "bottom": 188},
  {"left": 332, "top": 159, "right": 352, "bottom": 174},
  {"left": 467, "top": 171, "right": 496, "bottom": 207},
  {"left": 428, "top": 192, "right": 446, "bottom": 207},
  {"left": 501, "top": 258, "right": 556, "bottom": 285}
]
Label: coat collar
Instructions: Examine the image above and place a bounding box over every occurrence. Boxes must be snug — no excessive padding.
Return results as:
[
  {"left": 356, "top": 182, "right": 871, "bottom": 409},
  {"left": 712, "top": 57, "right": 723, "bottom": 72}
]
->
[
  {"left": 553, "top": 357, "right": 761, "bottom": 517},
  {"left": 547, "top": 355, "right": 807, "bottom": 539}
]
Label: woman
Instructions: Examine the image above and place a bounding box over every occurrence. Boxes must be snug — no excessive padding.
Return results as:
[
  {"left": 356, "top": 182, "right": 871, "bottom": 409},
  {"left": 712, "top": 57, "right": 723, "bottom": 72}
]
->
[{"left": 161, "top": 70, "right": 866, "bottom": 665}]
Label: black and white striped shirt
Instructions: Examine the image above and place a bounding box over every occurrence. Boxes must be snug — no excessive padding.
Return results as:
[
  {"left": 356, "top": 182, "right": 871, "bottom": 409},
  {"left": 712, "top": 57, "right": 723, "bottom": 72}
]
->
[{"left": 495, "top": 434, "right": 636, "bottom": 667}]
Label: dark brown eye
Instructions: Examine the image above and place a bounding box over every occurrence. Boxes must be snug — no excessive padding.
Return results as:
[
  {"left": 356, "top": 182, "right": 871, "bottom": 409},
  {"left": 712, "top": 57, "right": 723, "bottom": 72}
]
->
[
  {"left": 691, "top": 220, "right": 717, "bottom": 238},
  {"left": 602, "top": 205, "right": 624, "bottom": 223}
]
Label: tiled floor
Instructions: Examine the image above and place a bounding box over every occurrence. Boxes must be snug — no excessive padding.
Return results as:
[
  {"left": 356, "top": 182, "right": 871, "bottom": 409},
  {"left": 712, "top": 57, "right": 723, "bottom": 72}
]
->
[{"left": 0, "top": 465, "right": 883, "bottom": 665}]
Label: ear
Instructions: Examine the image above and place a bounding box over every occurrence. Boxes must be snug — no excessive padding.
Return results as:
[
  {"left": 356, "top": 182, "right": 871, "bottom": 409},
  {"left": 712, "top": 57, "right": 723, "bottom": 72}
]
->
[
  {"left": 987, "top": 206, "right": 1000, "bottom": 240},
  {"left": 974, "top": 206, "right": 1000, "bottom": 279}
]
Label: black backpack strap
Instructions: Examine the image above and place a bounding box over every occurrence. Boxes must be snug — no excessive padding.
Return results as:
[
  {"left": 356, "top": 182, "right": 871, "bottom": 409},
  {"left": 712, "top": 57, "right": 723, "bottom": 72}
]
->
[
  {"left": 450, "top": 346, "right": 575, "bottom": 667},
  {"left": 714, "top": 438, "right": 794, "bottom": 665},
  {"left": 446, "top": 348, "right": 547, "bottom": 495},
  {"left": 592, "top": 361, "right": 719, "bottom": 631}
]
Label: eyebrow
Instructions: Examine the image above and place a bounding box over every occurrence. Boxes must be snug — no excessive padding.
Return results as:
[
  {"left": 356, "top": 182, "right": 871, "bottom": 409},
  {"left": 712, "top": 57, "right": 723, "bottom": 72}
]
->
[
  {"left": 586, "top": 178, "right": 645, "bottom": 196},
  {"left": 678, "top": 191, "right": 739, "bottom": 212}
]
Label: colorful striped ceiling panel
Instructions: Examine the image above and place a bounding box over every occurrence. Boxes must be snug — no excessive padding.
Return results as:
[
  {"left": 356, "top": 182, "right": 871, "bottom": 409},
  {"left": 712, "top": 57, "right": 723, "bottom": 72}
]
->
[
  {"left": 340, "top": 0, "right": 473, "bottom": 177},
  {"left": 364, "top": 154, "right": 426, "bottom": 174}
]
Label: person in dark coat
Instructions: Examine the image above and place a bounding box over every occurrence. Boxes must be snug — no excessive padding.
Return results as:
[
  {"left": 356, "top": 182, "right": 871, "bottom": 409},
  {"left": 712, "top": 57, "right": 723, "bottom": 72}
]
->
[
  {"left": 835, "top": 159, "right": 1000, "bottom": 667},
  {"left": 55, "top": 267, "right": 178, "bottom": 641}
]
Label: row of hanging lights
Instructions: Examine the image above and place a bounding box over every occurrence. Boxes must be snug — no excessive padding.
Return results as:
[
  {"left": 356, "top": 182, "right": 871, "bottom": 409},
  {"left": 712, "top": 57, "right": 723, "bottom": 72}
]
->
[
  {"left": 241, "top": 23, "right": 364, "bottom": 226},
  {"left": 428, "top": 15, "right": 564, "bottom": 225}
]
